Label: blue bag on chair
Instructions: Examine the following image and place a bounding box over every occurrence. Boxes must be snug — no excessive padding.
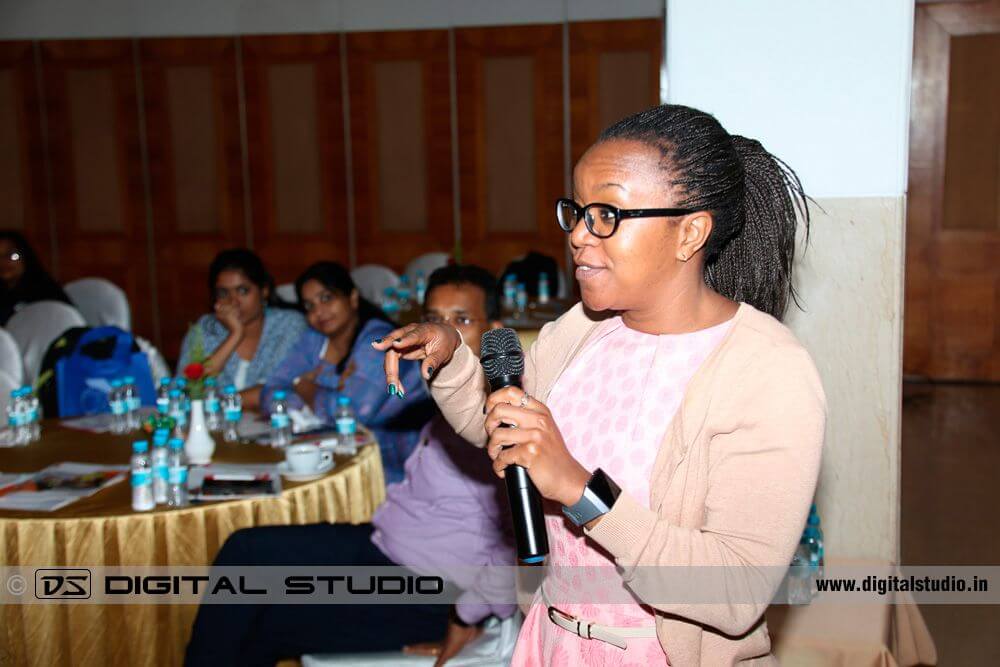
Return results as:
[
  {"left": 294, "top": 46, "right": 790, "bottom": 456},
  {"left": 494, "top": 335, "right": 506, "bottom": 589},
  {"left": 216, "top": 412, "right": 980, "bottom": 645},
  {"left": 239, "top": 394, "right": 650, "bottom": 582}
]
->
[{"left": 55, "top": 326, "right": 156, "bottom": 417}]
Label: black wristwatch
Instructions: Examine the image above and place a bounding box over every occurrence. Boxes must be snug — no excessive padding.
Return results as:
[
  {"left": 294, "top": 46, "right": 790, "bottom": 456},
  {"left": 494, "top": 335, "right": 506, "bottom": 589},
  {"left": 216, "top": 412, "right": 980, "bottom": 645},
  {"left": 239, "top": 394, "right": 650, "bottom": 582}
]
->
[{"left": 561, "top": 468, "right": 621, "bottom": 527}]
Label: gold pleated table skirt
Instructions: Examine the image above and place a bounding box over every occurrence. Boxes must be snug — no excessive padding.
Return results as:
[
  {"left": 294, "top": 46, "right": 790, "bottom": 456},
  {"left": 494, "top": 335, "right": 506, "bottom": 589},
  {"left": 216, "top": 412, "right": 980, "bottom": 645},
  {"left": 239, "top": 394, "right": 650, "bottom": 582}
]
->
[{"left": 0, "top": 424, "right": 386, "bottom": 666}]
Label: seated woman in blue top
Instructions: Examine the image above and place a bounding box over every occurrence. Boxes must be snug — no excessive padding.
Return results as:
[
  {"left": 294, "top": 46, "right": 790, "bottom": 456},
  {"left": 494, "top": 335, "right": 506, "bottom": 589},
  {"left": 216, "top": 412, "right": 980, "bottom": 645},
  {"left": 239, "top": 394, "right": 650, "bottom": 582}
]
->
[
  {"left": 178, "top": 249, "right": 306, "bottom": 412},
  {"left": 261, "top": 262, "right": 432, "bottom": 483}
]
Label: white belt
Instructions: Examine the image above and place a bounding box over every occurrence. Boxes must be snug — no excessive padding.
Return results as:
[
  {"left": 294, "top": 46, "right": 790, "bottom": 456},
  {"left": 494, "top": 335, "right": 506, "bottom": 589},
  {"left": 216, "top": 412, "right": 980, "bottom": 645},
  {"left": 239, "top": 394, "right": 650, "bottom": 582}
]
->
[{"left": 541, "top": 584, "right": 657, "bottom": 650}]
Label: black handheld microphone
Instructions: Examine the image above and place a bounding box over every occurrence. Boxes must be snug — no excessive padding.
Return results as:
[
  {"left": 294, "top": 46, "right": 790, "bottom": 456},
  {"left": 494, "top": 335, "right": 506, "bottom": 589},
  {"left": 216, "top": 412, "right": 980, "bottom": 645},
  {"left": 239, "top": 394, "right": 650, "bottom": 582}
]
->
[{"left": 480, "top": 328, "right": 549, "bottom": 564}]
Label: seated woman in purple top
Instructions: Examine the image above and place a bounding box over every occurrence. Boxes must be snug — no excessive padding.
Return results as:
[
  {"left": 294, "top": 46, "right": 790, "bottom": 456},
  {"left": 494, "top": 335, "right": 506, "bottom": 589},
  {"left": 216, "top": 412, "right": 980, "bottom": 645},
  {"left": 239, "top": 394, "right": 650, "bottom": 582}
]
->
[
  {"left": 260, "top": 262, "right": 432, "bottom": 483},
  {"left": 186, "top": 265, "right": 516, "bottom": 667}
]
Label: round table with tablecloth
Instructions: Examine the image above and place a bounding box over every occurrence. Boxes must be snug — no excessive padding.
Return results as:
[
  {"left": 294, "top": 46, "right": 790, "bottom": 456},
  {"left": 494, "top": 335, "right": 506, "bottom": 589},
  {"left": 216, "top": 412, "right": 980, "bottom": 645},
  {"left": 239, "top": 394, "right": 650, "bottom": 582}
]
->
[{"left": 0, "top": 422, "right": 386, "bottom": 666}]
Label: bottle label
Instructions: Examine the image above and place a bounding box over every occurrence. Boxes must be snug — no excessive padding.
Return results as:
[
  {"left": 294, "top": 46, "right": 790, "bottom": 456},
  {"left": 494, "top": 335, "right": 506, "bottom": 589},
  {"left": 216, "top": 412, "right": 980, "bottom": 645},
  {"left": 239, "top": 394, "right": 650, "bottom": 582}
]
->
[
  {"left": 156, "top": 397, "right": 169, "bottom": 413},
  {"left": 131, "top": 471, "right": 152, "bottom": 487},
  {"left": 154, "top": 463, "right": 169, "bottom": 481},
  {"left": 224, "top": 408, "right": 242, "bottom": 422},
  {"left": 168, "top": 466, "right": 188, "bottom": 485},
  {"left": 271, "top": 413, "right": 290, "bottom": 429},
  {"left": 110, "top": 400, "right": 126, "bottom": 416},
  {"left": 127, "top": 397, "right": 142, "bottom": 411},
  {"left": 171, "top": 410, "right": 187, "bottom": 427},
  {"left": 7, "top": 413, "right": 25, "bottom": 427},
  {"left": 205, "top": 398, "right": 221, "bottom": 414},
  {"left": 336, "top": 417, "right": 356, "bottom": 436},
  {"left": 28, "top": 408, "right": 39, "bottom": 422}
]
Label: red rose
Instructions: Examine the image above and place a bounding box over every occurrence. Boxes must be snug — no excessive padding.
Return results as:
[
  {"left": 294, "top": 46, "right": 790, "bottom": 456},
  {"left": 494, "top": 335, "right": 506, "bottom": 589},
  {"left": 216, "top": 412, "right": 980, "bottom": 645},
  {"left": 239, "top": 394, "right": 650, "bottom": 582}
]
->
[{"left": 184, "top": 363, "right": 204, "bottom": 380}]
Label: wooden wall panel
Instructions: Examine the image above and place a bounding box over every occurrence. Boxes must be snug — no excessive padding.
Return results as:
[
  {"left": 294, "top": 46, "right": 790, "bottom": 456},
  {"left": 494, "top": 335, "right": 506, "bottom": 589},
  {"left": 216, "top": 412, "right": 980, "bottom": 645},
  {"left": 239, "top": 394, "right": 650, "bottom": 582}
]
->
[
  {"left": 0, "top": 42, "right": 50, "bottom": 266},
  {"left": 569, "top": 19, "right": 661, "bottom": 164},
  {"left": 40, "top": 40, "right": 152, "bottom": 337},
  {"left": 906, "top": 1, "right": 1000, "bottom": 380},
  {"left": 242, "top": 35, "right": 347, "bottom": 285},
  {"left": 455, "top": 25, "right": 565, "bottom": 276},
  {"left": 348, "top": 30, "right": 452, "bottom": 270},
  {"left": 139, "top": 37, "right": 246, "bottom": 356}
]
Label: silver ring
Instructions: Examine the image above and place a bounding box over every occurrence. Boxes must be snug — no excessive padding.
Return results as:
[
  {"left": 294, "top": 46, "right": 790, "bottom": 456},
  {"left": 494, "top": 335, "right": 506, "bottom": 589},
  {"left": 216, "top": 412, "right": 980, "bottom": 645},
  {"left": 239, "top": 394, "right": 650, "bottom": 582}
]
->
[{"left": 519, "top": 392, "right": 531, "bottom": 408}]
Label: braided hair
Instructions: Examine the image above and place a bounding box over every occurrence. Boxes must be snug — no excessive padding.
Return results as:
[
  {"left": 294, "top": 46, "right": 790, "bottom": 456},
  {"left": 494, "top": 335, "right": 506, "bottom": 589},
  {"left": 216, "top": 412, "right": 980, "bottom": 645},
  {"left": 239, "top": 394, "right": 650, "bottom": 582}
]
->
[{"left": 598, "top": 104, "right": 809, "bottom": 320}]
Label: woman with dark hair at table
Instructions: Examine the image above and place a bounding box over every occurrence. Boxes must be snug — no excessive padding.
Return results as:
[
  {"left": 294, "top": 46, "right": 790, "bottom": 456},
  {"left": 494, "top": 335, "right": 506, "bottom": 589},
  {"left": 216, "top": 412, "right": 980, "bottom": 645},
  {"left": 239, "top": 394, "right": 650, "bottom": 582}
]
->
[
  {"left": 0, "top": 230, "right": 71, "bottom": 325},
  {"left": 177, "top": 248, "right": 305, "bottom": 412},
  {"left": 261, "top": 261, "right": 432, "bottom": 483},
  {"left": 377, "top": 104, "right": 826, "bottom": 665}
]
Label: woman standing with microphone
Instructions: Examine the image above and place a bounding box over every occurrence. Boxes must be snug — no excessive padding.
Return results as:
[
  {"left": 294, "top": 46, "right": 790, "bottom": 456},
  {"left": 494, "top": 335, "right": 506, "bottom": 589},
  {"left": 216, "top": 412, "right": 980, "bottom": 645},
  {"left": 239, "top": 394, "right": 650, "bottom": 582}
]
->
[{"left": 375, "top": 104, "right": 826, "bottom": 666}]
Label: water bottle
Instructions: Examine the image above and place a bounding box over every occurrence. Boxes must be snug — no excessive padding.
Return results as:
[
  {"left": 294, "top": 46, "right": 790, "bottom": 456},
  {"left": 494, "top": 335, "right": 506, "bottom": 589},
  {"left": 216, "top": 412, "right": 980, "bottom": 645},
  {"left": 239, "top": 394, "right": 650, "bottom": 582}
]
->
[
  {"left": 415, "top": 271, "right": 427, "bottom": 305},
  {"left": 537, "top": 273, "right": 551, "bottom": 305},
  {"left": 269, "top": 389, "right": 292, "bottom": 448},
  {"left": 166, "top": 437, "right": 189, "bottom": 508},
  {"left": 334, "top": 395, "right": 358, "bottom": 455},
  {"left": 156, "top": 377, "right": 171, "bottom": 415},
  {"left": 151, "top": 429, "right": 169, "bottom": 504},
  {"left": 515, "top": 283, "right": 528, "bottom": 316},
  {"left": 787, "top": 536, "right": 814, "bottom": 605},
  {"left": 168, "top": 389, "right": 187, "bottom": 436},
  {"left": 502, "top": 276, "right": 517, "bottom": 310},
  {"left": 175, "top": 378, "right": 191, "bottom": 416},
  {"left": 204, "top": 377, "right": 222, "bottom": 432},
  {"left": 130, "top": 440, "right": 155, "bottom": 512},
  {"left": 109, "top": 379, "right": 127, "bottom": 434},
  {"left": 122, "top": 375, "right": 142, "bottom": 431},
  {"left": 221, "top": 385, "right": 242, "bottom": 443},
  {"left": 6, "top": 388, "right": 30, "bottom": 446},
  {"left": 397, "top": 275, "right": 412, "bottom": 309},
  {"left": 24, "top": 385, "right": 42, "bottom": 442},
  {"left": 805, "top": 512, "right": 825, "bottom": 580}
]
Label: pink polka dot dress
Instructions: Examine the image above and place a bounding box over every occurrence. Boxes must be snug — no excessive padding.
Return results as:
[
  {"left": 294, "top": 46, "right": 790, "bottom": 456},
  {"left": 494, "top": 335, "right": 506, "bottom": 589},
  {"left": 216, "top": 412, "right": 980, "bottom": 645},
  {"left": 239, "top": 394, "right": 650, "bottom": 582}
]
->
[{"left": 511, "top": 315, "right": 734, "bottom": 667}]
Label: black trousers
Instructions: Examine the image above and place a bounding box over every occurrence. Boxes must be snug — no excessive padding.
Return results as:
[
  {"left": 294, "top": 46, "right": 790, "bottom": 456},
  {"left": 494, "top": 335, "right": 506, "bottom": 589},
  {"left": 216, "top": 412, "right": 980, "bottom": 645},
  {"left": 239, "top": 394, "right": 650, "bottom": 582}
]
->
[{"left": 185, "top": 523, "right": 450, "bottom": 667}]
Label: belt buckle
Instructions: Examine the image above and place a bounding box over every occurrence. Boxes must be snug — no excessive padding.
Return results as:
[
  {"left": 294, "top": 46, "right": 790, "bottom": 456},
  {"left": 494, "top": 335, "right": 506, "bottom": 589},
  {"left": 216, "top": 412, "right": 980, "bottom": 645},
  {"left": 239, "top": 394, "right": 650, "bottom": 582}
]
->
[
  {"left": 548, "top": 605, "right": 591, "bottom": 640},
  {"left": 547, "top": 605, "right": 576, "bottom": 626}
]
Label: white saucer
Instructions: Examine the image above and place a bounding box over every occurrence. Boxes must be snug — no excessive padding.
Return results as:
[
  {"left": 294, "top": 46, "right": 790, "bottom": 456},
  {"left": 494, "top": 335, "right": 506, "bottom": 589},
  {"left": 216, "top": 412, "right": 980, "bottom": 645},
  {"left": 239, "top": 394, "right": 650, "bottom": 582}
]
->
[{"left": 277, "top": 459, "right": 334, "bottom": 482}]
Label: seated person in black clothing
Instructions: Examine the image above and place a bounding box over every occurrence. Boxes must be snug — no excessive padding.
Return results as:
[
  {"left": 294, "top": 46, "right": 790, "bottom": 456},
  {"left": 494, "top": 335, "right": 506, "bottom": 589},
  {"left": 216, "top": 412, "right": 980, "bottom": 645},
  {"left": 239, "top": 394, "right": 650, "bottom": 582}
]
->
[
  {"left": 0, "top": 230, "right": 71, "bottom": 325},
  {"left": 185, "top": 265, "right": 515, "bottom": 667}
]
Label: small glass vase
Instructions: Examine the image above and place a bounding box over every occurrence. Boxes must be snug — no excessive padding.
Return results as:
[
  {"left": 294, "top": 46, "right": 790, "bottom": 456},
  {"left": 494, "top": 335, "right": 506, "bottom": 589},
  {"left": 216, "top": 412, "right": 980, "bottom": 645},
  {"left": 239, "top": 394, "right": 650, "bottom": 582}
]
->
[{"left": 184, "top": 399, "right": 216, "bottom": 465}]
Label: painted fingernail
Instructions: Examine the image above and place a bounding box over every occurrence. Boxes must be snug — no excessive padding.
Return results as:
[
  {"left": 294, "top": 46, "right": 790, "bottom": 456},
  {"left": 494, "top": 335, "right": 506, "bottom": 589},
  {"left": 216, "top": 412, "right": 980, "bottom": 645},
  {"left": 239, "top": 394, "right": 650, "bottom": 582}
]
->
[
  {"left": 373, "top": 337, "right": 383, "bottom": 345},
  {"left": 482, "top": 405, "right": 487, "bottom": 414},
  {"left": 426, "top": 366, "right": 434, "bottom": 378},
  {"left": 396, "top": 389, "right": 406, "bottom": 400},
  {"left": 387, "top": 384, "right": 397, "bottom": 396},
  {"left": 394, "top": 338, "right": 402, "bottom": 343}
]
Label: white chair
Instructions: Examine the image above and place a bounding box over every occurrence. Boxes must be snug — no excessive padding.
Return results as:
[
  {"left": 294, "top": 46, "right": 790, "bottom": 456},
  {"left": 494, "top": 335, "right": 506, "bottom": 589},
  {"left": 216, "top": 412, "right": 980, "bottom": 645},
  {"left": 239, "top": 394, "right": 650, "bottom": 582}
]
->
[
  {"left": 5, "top": 301, "right": 86, "bottom": 383},
  {"left": 65, "top": 277, "right": 131, "bottom": 330},
  {"left": 0, "top": 369, "right": 19, "bottom": 419},
  {"left": 0, "top": 328, "right": 24, "bottom": 386},
  {"left": 351, "top": 265, "right": 400, "bottom": 304},
  {"left": 404, "top": 252, "right": 451, "bottom": 283},
  {"left": 275, "top": 282, "right": 297, "bottom": 305},
  {"left": 303, "top": 612, "right": 522, "bottom": 667}
]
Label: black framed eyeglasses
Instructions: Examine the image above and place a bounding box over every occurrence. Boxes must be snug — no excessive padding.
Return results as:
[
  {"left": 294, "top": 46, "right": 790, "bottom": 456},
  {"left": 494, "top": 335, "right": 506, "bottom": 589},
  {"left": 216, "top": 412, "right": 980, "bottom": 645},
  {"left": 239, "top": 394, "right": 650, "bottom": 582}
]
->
[{"left": 555, "top": 198, "right": 697, "bottom": 239}]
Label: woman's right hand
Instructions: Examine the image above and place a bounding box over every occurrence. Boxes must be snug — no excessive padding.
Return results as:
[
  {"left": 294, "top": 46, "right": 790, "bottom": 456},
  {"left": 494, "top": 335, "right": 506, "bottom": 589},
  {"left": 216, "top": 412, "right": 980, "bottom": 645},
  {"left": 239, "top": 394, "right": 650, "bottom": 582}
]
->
[
  {"left": 214, "top": 299, "right": 244, "bottom": 336},
  {"left": 372, "top": 323, "right": 462, "bottom": 392}
]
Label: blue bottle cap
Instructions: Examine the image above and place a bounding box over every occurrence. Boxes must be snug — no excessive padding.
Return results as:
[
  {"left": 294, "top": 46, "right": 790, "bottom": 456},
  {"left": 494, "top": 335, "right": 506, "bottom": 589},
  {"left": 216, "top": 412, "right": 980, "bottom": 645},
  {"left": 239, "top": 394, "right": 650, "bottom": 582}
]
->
[
  {"left": 153, "top": 431, "right": 169, "bottom": 446},
  {"left": 224, "top": 385, "right": 237, "bottom": 394},
  {"left": 168, "top": 438, "right": 184, "bottom": 449},
  {"left": 337, "top": 396, "right": 351, "bottom": 406},
  {"left": 159, "top": 377, "right": 171, "bottom": 386},
  {"left": 176, "top": 378, "right": 187, "bottom": 388},
  {"left": 383, "top": 287, "right": 395, "bottom": 296},
  {"left": 132, "top": 440, "right": 149, "bottom": 453},
  {"left": 111, "top": 379, "right": 123, "bottom": 388},
  {"left": 273, "top": 390, "right": 287, "bottom": 400},
  {"left": 123, "top": 375, "right": 135, "bottom": 384},
  {"left": 169, "top": 389, "right": 181, "bottom": 398},
  {"left": 205, "top": 377, "right": 216, "bottom": 386}
]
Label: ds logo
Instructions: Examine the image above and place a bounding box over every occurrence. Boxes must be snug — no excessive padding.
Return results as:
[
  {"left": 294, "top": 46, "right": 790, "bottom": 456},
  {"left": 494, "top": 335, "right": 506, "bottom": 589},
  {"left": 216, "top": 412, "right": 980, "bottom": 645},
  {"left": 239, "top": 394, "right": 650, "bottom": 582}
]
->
[{"left": 35, "top": 569, "right": 91, "bottom": 599}]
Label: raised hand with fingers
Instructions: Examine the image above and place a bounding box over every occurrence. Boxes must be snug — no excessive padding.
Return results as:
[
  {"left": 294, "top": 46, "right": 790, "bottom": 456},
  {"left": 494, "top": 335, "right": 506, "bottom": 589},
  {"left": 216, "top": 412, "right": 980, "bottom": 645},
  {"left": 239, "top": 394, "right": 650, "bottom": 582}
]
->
[
  {"left": 371, "top": 322, "right": 463, "bottom": 393},
  {"left": 484, "top": 386, "right": 591, "bottom": 508}
]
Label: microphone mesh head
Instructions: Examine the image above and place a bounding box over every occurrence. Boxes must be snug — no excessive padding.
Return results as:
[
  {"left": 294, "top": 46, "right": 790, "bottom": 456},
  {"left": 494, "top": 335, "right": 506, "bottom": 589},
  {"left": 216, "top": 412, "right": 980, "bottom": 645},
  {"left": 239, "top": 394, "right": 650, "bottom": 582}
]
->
[{"left": 480, "top": 328, "right": 524, "bottom": 380}]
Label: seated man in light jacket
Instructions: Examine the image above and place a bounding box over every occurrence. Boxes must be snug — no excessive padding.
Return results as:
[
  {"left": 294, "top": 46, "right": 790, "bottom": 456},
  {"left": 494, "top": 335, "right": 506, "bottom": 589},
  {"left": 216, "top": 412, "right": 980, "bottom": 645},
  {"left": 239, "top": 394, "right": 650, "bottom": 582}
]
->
[{"left": 185, "top": 265, "right": 516, "bottom": 667}]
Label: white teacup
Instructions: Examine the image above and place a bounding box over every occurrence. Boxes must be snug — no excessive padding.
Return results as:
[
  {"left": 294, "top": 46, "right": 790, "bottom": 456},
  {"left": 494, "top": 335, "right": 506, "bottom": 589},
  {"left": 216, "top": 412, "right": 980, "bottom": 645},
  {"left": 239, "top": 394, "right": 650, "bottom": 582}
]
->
[{"left": 285, "top": 444, "right": 332, "bottom": 473}]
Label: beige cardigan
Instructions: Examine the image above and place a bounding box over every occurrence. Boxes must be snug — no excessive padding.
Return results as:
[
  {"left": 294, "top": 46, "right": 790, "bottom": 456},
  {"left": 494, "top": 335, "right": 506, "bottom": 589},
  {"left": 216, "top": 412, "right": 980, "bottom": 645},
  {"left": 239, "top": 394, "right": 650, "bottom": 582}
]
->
[{"left": 429, "top": 302, "right": 826, "bottom": 666}]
